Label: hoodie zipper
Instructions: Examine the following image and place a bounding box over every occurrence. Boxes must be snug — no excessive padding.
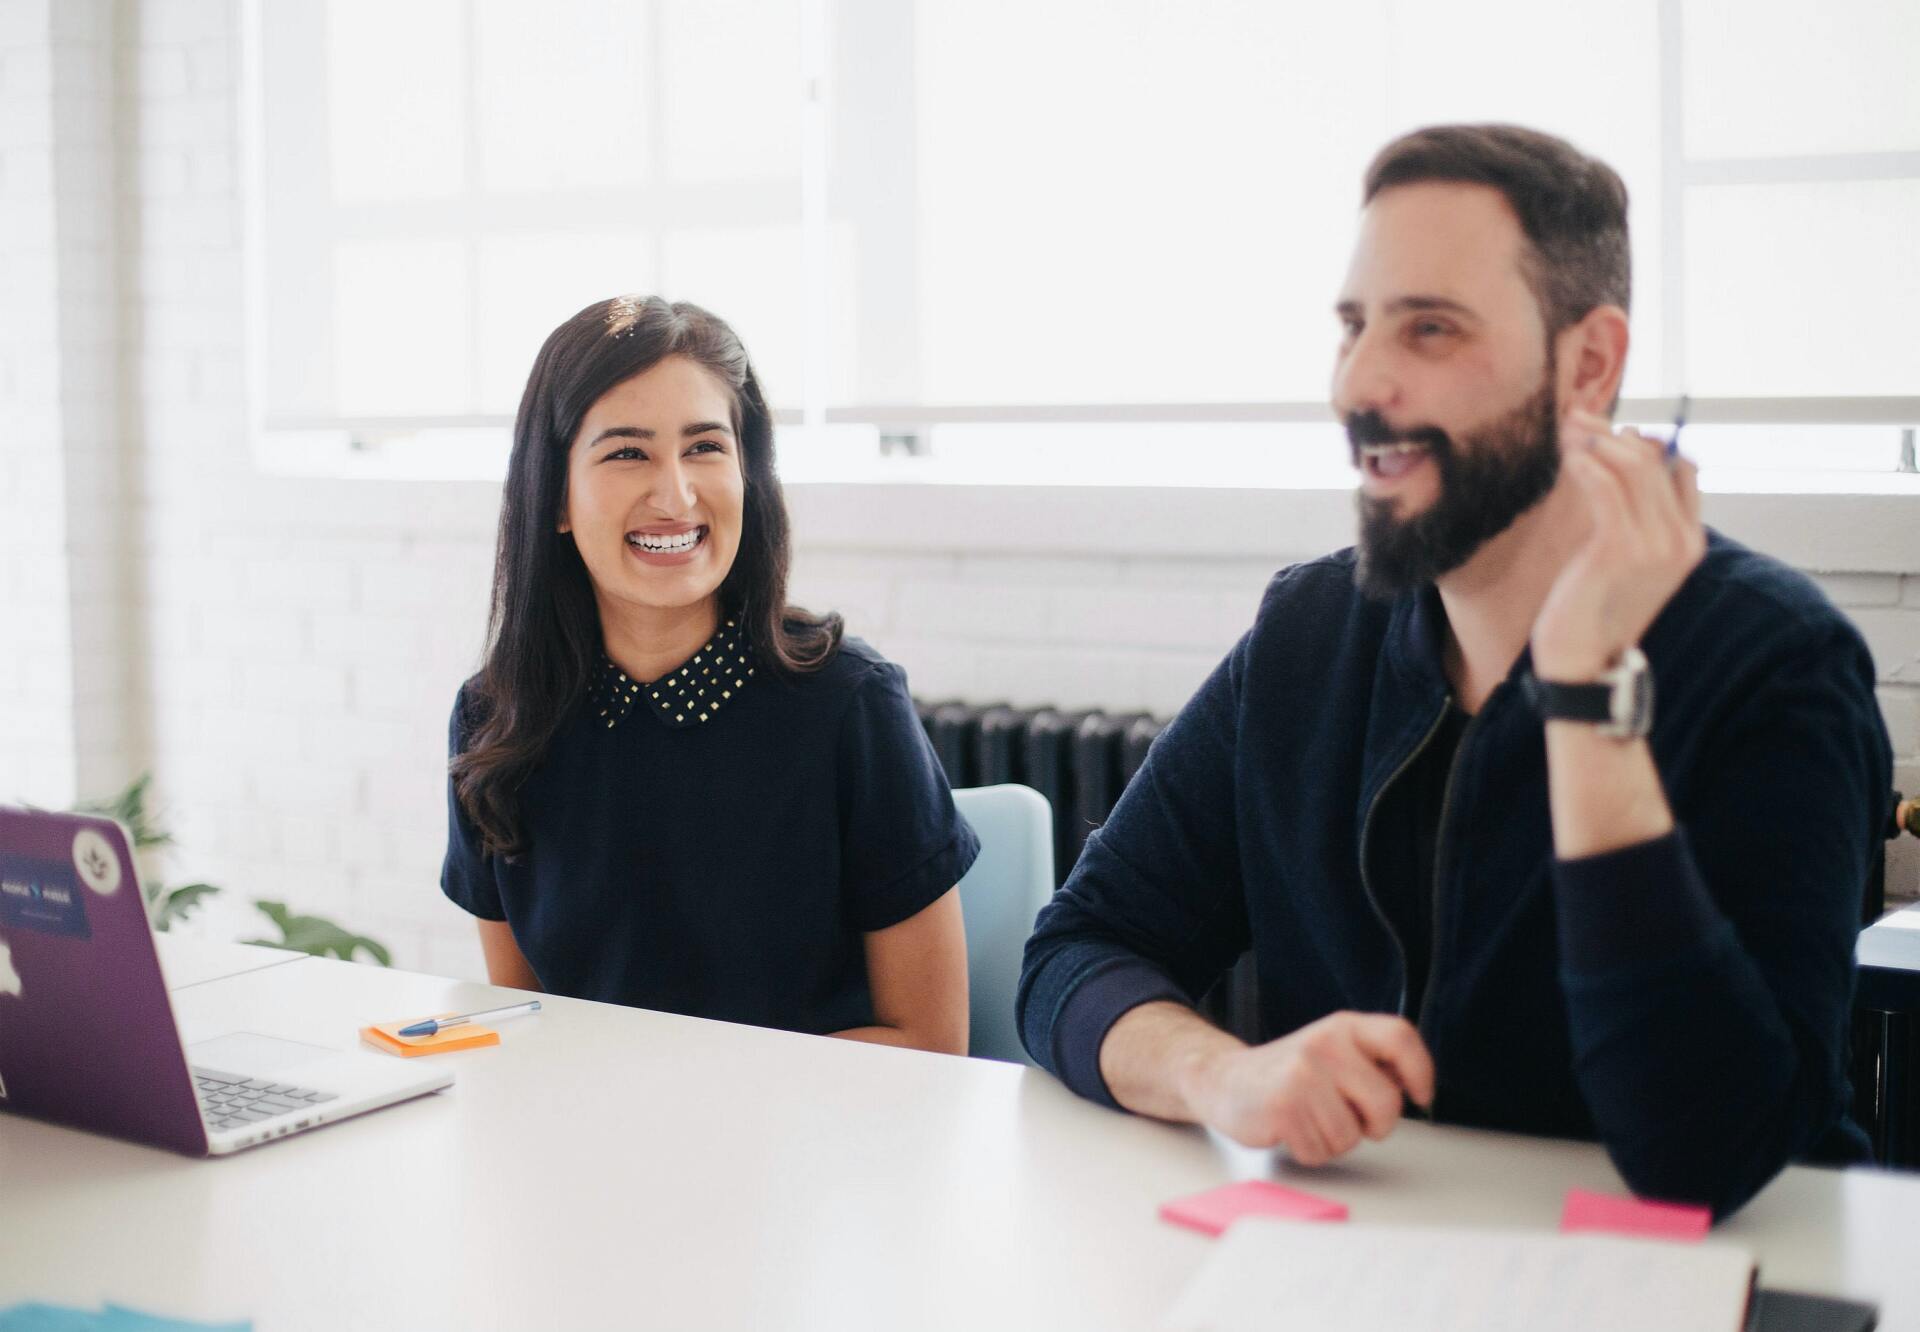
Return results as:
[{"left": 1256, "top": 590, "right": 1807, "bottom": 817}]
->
[
  {"left": 1413, "top": 706, "right": 1485, "bottom": 1119},
  {"left": 1356, "top": 702, "right": 1450, "bottom": 1022}
]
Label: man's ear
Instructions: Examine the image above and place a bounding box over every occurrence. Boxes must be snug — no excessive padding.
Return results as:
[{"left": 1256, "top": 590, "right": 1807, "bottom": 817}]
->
[{"left": 1556, "top": 304, "right": 1630, "bottom": 417}]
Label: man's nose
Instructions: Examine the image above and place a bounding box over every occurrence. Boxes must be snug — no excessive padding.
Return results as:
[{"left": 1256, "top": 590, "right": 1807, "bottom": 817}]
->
[{"left": 1331, "top": 325, "right": 1400, "bottom": 423}]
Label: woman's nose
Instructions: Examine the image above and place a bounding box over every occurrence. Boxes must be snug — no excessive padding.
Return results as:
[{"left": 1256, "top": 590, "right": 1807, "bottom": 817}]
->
[{"left": 646, "top": 458, "right": 697, "bottom": 514}]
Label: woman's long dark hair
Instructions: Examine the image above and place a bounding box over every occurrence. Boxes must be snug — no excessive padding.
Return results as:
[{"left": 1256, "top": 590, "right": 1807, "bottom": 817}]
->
[{"left": 453, "top": 296, "right": 841, "bottom": 857}]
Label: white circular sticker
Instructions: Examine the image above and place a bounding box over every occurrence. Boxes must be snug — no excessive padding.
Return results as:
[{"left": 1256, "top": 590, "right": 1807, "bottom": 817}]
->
[{"left": 72, "top": 828, "right": 122, "bottom": 896}]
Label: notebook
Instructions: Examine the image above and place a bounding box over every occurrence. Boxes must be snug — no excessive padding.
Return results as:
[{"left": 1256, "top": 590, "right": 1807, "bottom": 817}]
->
[{"left": 1162, "top": 1218, "right": 1758, "bottom": 1332}]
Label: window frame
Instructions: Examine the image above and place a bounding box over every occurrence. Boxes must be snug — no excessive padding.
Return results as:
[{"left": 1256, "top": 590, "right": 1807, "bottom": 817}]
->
[{"left": 240, "top": 0, "right": 1920, "bottom": 484}]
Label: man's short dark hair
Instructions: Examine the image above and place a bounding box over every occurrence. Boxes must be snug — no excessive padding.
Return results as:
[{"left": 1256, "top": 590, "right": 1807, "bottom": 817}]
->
[{"left": 1363, "top": 124, "right": 1631, "bottom": 338}]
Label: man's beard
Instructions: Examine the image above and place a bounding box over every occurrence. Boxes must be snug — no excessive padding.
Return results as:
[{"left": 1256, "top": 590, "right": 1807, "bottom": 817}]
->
[{"left": 1348, "top": 374, "right": 1562, "bottom": 602}]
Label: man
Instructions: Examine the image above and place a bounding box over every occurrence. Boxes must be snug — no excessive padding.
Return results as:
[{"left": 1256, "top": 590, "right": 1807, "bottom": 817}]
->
[{"left": 1016, "top": 124, "right": 1888, "bottom": 1219}]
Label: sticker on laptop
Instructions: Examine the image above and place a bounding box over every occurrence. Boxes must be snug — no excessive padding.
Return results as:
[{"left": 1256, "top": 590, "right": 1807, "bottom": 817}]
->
[
  {"left": 0, "top": 856, "right": 93, "bottom": 940},
  {"left": 72, "top": 828, "right": 121, "bottom": 896},
  {"left": 0, "top": 937, "right": 20, "bottom": 999}
]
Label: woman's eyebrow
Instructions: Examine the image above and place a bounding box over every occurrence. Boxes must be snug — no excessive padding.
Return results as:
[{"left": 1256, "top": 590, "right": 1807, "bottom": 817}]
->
[
  {"left": 588, "top": 422, "right": 733, "bottom": 447},
  {"left": 589, "top": 425, "right": 653, "bottom": 447}
]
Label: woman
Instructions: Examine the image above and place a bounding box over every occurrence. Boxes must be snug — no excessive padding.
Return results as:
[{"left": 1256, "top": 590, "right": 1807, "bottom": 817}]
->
[{"left": 442, "top": 296, "right": 976, "bottom": 1054}]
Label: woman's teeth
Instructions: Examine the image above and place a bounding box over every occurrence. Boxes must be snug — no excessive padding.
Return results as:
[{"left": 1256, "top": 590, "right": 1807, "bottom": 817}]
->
[{"left": 627, "top": 528, "right": 705, "bottom": 552}]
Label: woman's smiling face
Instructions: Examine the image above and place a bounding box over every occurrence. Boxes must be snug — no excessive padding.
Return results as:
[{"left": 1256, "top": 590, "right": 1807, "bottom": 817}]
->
[{"left": 560, "top": 354, "right": 746, "bottom": 624}]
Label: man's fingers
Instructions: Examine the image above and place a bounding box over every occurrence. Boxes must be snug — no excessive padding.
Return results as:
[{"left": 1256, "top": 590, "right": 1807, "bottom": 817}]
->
[
  {"left": 1590, "top": 431, "right": 1680, "bottom": 545},
  {"left": 1345, "top": 1014, "right": 1435, "bottom": 1107},
  {"left": 1326, "top": 1048, "right": 1408, "bottom": 1140},
  {"left": 1333, "top": 1067, "right": 1404, "bottom": 1141},
  {"left": 1303, "top": 1077, "right": 1365, "bottom": 1159},
  {"left": 1278, "top": 1100, "right": 1333, "bottom": 1166},
  {"left": 1676, "top": 455, "right": 1703, "bottom": 528},
  {"left": 1562, "top": 445, "right": 1632, "bottom": 549},
  {"left": 1562, "top": 406, "right": 1612, "bottom": 447}
]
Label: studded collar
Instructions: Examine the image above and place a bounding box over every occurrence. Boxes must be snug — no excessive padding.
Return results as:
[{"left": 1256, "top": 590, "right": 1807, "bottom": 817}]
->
[{"left": 588, "top": 618, "right": 756, "bottom": 730}]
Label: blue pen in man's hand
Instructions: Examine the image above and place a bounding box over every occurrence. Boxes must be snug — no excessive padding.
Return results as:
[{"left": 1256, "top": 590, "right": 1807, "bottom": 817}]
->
[
  {"left": 1665, "top": 393, "right": 1690, "bottom": 464},
  {"left": 398, "top": 999, "right": 542, "bottom": 1038}
]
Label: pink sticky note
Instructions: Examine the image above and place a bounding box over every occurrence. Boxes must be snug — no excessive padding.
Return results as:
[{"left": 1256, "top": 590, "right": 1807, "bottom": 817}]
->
[
  {"left": 1560, "top": 1188, "right": 1710, "bottom": 1242},
  {"left": 1159, "top": 1180, "right": 1349, "bottom": 1236}
]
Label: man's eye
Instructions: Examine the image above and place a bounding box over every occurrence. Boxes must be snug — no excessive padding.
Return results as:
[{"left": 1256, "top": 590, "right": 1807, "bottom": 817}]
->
[{"left": 1411, "top": 321, "right": 1453, "bottom": 338}]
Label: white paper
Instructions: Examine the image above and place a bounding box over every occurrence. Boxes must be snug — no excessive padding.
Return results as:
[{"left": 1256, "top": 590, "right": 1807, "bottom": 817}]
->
[{"left": 1162, "top": 1220, "right": 1753, "bottom": 1332}]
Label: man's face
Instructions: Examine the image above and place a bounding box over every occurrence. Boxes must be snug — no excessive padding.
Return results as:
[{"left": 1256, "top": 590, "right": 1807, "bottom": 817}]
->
[{"left": 1330, "top": 181, "right": 1564, "bottom": 599}]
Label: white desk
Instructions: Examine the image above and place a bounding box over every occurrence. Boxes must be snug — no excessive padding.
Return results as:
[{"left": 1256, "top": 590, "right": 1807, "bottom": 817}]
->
[
  {"left": 5, "top": 945, "right": 1919, "bottom": 1331},
  {"left": 156, "top": 937, "right": 306, "bottom": 991}
]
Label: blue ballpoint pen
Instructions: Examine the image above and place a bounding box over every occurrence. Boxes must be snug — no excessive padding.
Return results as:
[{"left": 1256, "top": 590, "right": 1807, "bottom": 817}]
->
[
  {"left": 399, "top": 999, "right": 541, "bottom": 1038},
  {"left": 1665, "top": 392, "right": 1690, "bottom": 463}
]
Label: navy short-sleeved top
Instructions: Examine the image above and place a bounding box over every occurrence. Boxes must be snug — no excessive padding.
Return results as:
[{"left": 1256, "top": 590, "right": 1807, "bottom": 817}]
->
[{"left": 441, "top": 622, "right": 979, "bottom": 1036}]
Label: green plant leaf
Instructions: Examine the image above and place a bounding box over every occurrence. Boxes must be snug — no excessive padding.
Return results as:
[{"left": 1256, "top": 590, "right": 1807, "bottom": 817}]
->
[
  {"left": 244, "top": 899, "right": 392, "bottom": 967},
  {"left": 151, "top": 881, "right": 220, "bottom": 932},
  {"left": 74, "top": 772, "right": 173, "bottom": 852},
  {"left": 67, "top": 780, "right": 391, "bottom": 968}
]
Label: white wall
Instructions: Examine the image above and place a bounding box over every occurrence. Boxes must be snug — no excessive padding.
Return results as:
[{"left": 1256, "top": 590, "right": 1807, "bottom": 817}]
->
[
  {"left": 1, "top": 0, "right": 138, "bottom": 806},
  {"left": 3, "top": 0, "right": 1916, "bottom": 982}
]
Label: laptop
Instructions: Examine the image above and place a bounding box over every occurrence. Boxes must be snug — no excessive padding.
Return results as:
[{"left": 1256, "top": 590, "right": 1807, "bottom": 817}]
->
[{"left": 0, "top": 805, "right": 451, "bottom": 1155}]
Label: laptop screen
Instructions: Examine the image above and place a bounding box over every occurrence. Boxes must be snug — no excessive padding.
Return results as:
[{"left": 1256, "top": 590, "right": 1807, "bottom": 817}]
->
[{"left": 0, "top": 807, "right": 208, "bottom": 1154}]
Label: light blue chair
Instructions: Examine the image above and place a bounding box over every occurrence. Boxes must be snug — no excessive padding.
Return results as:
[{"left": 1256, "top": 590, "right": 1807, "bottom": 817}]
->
[{"left": 951, "top": 783, "right": 1056, "bottom": 1065}]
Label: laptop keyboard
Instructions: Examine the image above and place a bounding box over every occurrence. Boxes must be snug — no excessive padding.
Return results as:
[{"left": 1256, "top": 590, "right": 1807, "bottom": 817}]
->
[{"left": 192, "top": 1067, "right": 338, "bottom": 1132}]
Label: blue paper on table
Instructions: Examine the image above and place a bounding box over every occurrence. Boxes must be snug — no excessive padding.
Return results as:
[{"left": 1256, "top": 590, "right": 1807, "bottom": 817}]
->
[
  {"left": 102, "top": 1307, "right": 251, "bottom": 1332},
  {"left": 0, "top": 1306, "right": 250, "bottom": 1332},
  {"left": 0, "top": 1305, "right": 104, "bottom": 1332}
]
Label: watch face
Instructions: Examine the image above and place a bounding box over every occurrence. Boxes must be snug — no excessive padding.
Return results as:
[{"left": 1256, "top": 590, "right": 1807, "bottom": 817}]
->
[
  {"left": 1607, "top": 647, "right": 1655, "bottom": 738},
  {"left": 1629, "top": 667, "right": 1654, "bottom": 735}
]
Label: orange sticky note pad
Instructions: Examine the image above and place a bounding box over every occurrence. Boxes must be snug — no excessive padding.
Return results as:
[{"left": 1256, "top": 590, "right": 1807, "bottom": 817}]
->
[
  {"left": 1560, "top": 1188, "right": 1710, "bottom": 1242},
  {"left": 1159, "top": 1180, "right": 1349, "bottom": 1236},
  {"left": 360, "top": 1019, "right": 500, "bottom": 1057}
]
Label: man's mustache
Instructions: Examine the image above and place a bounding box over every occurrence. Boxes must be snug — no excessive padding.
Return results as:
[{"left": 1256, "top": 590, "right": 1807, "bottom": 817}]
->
[{"left": 1345, "top": 411, "right": 1454, "bottom": 467}]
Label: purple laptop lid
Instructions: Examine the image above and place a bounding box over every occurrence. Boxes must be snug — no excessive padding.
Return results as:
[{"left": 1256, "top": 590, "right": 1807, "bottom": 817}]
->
[{"left": 0, "top": 805, "right": 208, "bottom": 1155}]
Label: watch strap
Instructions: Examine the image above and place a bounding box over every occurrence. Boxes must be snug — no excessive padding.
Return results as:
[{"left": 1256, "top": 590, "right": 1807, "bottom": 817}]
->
[{"left": 1520, "top": 673, "right": 1615, "bottom": 724}]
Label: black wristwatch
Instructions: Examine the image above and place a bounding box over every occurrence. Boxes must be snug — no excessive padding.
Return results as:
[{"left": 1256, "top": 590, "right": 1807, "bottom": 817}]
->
[{"left": 1520, "top": 646, "right": 1654, "bottom": 740}]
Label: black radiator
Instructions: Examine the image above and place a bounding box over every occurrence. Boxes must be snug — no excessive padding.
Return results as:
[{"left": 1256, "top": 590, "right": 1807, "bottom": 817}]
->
[
  {"left": 916, "top": 696, "right": 1259, "bottom": 1040},
  {"left": 914, "top": 700, "right": 1165, "bottom": 886}
]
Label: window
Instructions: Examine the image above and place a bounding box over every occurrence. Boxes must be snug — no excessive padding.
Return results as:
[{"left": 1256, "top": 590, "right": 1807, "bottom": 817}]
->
[
  {"left": 255, "top": 0, "right": 803, "bottom": 424},
  {"left": 249, "top": 0, "right": 1919, "bottom": 475}
]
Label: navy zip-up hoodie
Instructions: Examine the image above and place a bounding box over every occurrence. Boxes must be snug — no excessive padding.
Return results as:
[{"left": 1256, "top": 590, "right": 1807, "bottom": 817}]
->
[{"left": 1018, "top": 531, "right": 1886, "bottom": 1219}]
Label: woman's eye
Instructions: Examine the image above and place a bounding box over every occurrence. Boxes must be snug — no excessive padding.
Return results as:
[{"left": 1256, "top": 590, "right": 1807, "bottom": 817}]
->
[
  {"left": 688, "top": 440, "right": 724, "bottom": 456},
  {"left": 606, "top": 446, "right": 646, "bottom": 461}
]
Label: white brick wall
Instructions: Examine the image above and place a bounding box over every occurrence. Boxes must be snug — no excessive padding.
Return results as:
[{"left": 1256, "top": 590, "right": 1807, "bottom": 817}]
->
[
  {"left": 0, "top": 0, "right": 78, "bottom": 807},
  {"left": 0, "top": 0, "right": 130, "bottom": 808},
  {"left": 2, "top": 0, "right": 1916, "bottom": 986}
]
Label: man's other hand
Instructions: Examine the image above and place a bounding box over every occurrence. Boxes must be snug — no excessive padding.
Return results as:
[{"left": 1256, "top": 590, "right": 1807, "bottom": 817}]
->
[
  {"left": 1531, "top": 406, "right": 1706, "bottom": 681},
  {"left": 1181, "top": 1011, "right": 1436, "bottom": 1164}
]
